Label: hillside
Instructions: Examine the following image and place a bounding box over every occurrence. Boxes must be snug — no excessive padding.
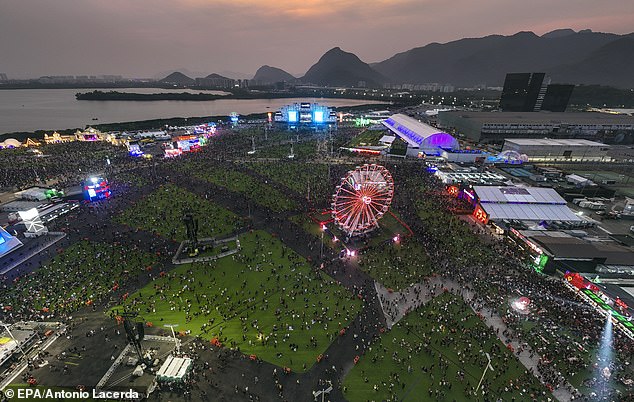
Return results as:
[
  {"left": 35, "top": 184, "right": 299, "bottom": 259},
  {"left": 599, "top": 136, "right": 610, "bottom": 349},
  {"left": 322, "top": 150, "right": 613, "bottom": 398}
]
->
[
  {"left": 301, "top": 47, "right": 387, "bottom": 88},
  {"left": 252, "top": 65, "right": 295, "bottom": 84},
  {"left": 373, "top": 30, "right": 633, "bottom": 88},
  {"left": 158, "top": 71, "right": 195, "bottom": 85}
]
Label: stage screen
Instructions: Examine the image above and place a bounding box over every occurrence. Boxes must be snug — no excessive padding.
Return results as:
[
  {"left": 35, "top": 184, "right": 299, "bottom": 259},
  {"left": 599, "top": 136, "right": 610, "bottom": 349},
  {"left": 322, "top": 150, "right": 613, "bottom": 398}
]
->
[
  {"left": 313, "top": 111, "right": 324, "bottom": 123},
  {"left": 288, "top": 111, "right": 298, "bottom": 122}
]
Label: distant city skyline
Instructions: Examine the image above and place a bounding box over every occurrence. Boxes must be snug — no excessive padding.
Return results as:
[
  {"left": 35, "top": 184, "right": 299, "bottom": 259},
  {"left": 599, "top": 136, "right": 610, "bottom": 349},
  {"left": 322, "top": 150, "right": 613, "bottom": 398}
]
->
[{"left": 1, "top": 0, "right": 633, "bottom": 79}]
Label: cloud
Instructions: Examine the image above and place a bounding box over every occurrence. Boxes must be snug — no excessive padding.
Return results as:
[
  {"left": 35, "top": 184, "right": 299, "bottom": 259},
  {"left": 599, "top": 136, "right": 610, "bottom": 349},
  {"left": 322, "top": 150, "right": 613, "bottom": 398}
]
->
[{"left": 0, "top": 0, "right": 632, "bottom": 77}]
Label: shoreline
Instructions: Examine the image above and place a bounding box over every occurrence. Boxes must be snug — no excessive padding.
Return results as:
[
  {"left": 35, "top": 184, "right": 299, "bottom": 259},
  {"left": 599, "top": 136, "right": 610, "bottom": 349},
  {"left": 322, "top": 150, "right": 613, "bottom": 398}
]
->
[{"left": 0, "top": 102, "right": 397, "bottom": 142}]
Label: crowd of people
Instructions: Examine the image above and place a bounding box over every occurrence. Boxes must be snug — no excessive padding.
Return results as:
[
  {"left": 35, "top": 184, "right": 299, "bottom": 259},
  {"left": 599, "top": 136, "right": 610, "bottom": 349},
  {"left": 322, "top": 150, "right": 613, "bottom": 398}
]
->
[
  {"left": 0, "top": 141, "right": 130, "bottom": 192},
  {"left": 119, "top": 230, "right": 362, "bottom": 372},
  {"left": 1, "top": 123, "right": 631, "bottom": 401},
  {"left": 381, "top": 161, "right": 633, "bottom": 400}
]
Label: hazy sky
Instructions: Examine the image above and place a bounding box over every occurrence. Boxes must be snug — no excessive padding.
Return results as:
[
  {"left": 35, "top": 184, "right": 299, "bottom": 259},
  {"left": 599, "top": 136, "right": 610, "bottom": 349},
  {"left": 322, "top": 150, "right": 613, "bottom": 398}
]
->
[{"left": 1, "top": 0, "right": 632, "bottom": 79}]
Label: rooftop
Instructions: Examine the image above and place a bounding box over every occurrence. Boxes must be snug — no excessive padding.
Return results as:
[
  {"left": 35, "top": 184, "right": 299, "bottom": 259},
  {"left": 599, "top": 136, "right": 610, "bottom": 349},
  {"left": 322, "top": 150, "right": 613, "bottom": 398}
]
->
[
  {"left": 504, "top": 138, "right": 608, "bottom": 146},
  {"left": 473, "top": 186, "right": 567, "bottom": 204},
  {"left": 439, "top": 111, "right": 634, "bottom": 125},
  {"left": 532, "top": 236, "right": 634, "bottom": 265}
]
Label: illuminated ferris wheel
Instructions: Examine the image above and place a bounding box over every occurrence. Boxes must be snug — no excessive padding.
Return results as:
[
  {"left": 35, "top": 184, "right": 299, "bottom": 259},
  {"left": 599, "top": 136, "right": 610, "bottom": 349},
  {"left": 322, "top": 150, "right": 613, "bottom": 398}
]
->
[{"left": 332, "top": 164, "right": 394, "bottom": 237}]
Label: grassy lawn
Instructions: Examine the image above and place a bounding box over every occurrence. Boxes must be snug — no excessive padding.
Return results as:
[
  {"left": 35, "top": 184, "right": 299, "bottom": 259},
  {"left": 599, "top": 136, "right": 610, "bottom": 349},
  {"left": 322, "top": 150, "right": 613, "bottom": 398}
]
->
[
  {"left": 114, "top": 230, "right": 362, "bottom": 372},
  {"left": 289, "top": 213, "right": 337, "bottom": 250},
  {"left": 182, "top": 162, "right": 298, "bottom": 212},
  {"left": 255, "top": 140, "right": 319, "bottom": 160},
  {"left": 246, "top": 161, "right": 332, "bottom": 205},
  {"left": 416, "top": 199, "right": 495, "bottom": 264},
  {"left": 343, "top": 293, "right": 547, "bottom": 402},
  {"left": 116, "top": 184, "right": 240, "bottom": 241},
  {"left": 357, "top": 238, "right": 433, "bottom": 291},
  {"left": 349, "top": 129, "right": 385, "bottom": 147},
  {"left": 1, "top": 241, "right": 157, "bottom": 316}
]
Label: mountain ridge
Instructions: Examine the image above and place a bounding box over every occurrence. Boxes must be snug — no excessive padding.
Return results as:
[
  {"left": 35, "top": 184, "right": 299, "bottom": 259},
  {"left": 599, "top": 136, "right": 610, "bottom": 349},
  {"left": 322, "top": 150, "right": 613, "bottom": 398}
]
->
[{"left": 300, "top": 47, "right": 387, "bottom": 88}]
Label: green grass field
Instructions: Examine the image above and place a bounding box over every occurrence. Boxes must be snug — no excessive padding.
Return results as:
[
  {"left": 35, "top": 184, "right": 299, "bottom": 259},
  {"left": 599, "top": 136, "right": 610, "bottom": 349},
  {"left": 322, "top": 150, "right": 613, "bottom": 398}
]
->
[
  {"left": 357, "top": 239, "right": 433, "bottom": 291},
  {"left": 254, "top": 140, "right": 319, "bottom": 160},
  {"left": 246, "top": 161, "right": 332, "bottom": 205},
  {"left": 115, "top": 230, "right": 362, "bottom": 372},
  {"left": 343, "top": 293, "right": 546, "bottom": 402},
  {"left": 182, "top": 162, "right": 298, "bottom": 212},
  {"left": 349, "top": 129, "right": 385, "bottom": 147},
  {"left": 116, "top": 184, "right": 240, "bottom": 241},
  {"left": 2, "top": 241, "right": 157, "bottom": 316}
]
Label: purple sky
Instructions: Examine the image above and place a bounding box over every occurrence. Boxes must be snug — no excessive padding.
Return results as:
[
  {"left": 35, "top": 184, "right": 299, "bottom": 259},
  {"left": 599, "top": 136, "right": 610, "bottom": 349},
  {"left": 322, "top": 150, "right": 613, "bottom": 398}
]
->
[{"left": 1, "top": 0, "right": 632, "bottom": 79}]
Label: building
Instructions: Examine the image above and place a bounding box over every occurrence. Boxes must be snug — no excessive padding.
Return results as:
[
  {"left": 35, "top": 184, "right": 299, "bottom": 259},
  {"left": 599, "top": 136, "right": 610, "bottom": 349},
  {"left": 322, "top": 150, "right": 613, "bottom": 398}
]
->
[
  {"left": 541, "top": 84, "right": 575, "bottom": 113},
  {"left": 509, "top": 229, "right": 634, "bottom": 275},
  {"left": 274, "top": 102, "right": 336, "bottom": 126},
  {"left": 499, "top": 73, "right": 574, "bottom": 112},
  {"left": 382, "top": 114, "right": 460, "bottom": 157},
  {"left": 437, "top": 111, "right": 634, "bottom": 144},
  {"left": 468, "top": 185, "right": 583, "bottom": 225},
  {"left": 502, "top": 138, "right": 610, "bottom": 162},
  {"left": 0, "top": 138, "right": 21, "bottom": 148},
  {"left": 500, "top": 73, "right": 546, "bottom": 112},
  {"left": 0, "top": 226, "right": 23, "bottom": 259},
  {"left": 44, "top": 131, "right": 75, "bottom": 144},
  {"left": 435, "top": 170, "right": 507, "bottom": 185}
]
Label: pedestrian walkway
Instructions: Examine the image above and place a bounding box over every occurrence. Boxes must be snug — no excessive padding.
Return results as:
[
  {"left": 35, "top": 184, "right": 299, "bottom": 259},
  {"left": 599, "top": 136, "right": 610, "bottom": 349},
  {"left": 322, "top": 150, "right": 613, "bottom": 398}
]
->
[{"left": 374, "top": 276, "right": 576, "bottom": 402}]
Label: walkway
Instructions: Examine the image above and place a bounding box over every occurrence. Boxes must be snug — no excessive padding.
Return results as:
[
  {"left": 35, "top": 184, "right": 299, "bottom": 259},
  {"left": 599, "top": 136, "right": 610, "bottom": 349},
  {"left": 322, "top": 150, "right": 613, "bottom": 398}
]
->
[{"left": 375, "top": 276, "right": 576, "bottom": 402}]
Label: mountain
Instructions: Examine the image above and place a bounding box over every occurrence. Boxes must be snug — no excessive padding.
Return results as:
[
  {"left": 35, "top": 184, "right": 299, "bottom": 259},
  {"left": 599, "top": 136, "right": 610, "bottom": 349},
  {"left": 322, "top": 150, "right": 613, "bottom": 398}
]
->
[
  {"left": 301, "top": 47, "right": 387, "bottom": 88},
  {"left": 373, "top": 30, "right": 633, "bottom": 88},
  {"left": 548, "top": 36, "right": 634, "bottom": 88},
  {"left": 158, "top": 72, "right": 195, "bottom": 85},
  {"left": 252, "top": 65, "right": 295, "bottom": 84},
  {"left": 205, "top": 73, "right": 231, "bottom": 80}
]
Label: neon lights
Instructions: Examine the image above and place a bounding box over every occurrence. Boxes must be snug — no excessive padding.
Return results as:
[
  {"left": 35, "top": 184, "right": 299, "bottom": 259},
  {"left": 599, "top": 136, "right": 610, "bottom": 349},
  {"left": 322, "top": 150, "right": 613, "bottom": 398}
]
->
[
  {"left": 582, "top": 289, "right": 634, "bottom": 330},
  {"left": 510, "top": 228, "right": 544, "bottom": 256},
  {"left": 314, "top": 111, "right": 324, "bottom": 123},
  {"left": 343, "top": 147, "right": 381, "bottom": 155},
  {"left": 447, "top": 186, "right": 459, "bottom": 197},
  {"left": 463, "top": 189, "right": 475, "bottom": 200},
  {"left": 83, "top": 177, "right": 111, "bottom": 201},
  {"left": 473, "top": 205, "right": 488, "bottom": 224}
]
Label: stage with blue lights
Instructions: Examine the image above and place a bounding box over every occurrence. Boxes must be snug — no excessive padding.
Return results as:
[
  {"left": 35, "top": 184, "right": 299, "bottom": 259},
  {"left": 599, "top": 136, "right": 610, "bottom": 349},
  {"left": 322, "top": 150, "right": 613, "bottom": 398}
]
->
[
  {"left": 274, "top": 102, "right": 337, "bottom": 127},
  {"left": 83, "top": 176, "right": 111, "bottom": 201}
]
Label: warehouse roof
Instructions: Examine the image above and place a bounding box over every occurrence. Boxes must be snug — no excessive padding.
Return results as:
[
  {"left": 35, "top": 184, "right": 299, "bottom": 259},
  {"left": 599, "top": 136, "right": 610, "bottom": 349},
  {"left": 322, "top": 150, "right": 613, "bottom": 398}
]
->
[
  {"left": 504, "top": 138, "right": 607, "bottom": 146},
  {"left": 473, "top": 186, "right": 567, "bottom": 205},
  {"left": 438, "top": 111, "right": 634, "bottom": 125},
  {"left": 474, "top": 186, "right": 582, "bottom": 222}
]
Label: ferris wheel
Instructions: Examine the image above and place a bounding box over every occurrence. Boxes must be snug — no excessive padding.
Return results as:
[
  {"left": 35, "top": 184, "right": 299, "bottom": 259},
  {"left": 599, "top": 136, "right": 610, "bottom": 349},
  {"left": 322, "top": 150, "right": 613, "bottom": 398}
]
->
[{"left": 332, "top": 164, "right": 394, "bottom": 237}]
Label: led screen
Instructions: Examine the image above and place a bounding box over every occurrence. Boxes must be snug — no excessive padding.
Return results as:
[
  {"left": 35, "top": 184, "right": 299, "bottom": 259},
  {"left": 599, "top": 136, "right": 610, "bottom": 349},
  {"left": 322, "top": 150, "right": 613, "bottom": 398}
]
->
[
  {"left": 288, "top": 111, "right": 298, "bottom": 122},
  {"left": 314, "top": 111, "right": 324, "bottom": 123}
]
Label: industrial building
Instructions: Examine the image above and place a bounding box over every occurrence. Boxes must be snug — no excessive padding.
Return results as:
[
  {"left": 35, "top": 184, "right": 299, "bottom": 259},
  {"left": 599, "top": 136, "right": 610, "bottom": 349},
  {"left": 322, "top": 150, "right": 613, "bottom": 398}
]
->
[
  {"left": 499, "top": 73, "right": 574, "bottom": 112},
  {"left": 467, "top": 185, "right": 583, "bottom": 225},
  {"left": 502, "top": 138, "right": 610, "bottom": 162},
  {"left": 509, "top": 229, "right": 634, "bottom": 275},
  {"left": 382, "top": 114, "right": 460, "bottom": 157},
  {"left": 437, "top": 111, "right": 634, "bottom": 143}
]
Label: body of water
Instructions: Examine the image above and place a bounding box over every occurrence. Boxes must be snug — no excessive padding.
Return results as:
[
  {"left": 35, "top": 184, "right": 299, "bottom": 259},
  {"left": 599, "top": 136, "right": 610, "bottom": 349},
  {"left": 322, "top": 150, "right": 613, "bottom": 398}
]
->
[{"left": 0, "top": 88, "right": 386, "bottom": 134}]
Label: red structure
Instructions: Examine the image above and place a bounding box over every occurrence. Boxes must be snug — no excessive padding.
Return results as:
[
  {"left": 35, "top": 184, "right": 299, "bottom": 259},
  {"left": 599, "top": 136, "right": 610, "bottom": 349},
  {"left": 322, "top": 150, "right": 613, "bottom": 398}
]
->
[
  {"left": 473, "top": 205, "right": 489, "bottom": 224},
  {"left": 332, "top": 164, "right": 394, "bottom": 237}
]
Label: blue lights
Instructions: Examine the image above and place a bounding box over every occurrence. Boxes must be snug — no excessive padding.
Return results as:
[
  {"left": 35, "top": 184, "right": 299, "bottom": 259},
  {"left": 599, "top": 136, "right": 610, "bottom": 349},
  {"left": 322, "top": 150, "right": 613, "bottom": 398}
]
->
[
  {"left": 0, "top": 227, "right": 22, "bottom": 258},
  {"left": 276, "top": 103, "right": 335, "bottom": 125},
  {"left": 83, "top": 177, "right": 111, "bottom": 202},
  {"left": 128, "top": 143, "right": 143, "bottom": 157}
]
